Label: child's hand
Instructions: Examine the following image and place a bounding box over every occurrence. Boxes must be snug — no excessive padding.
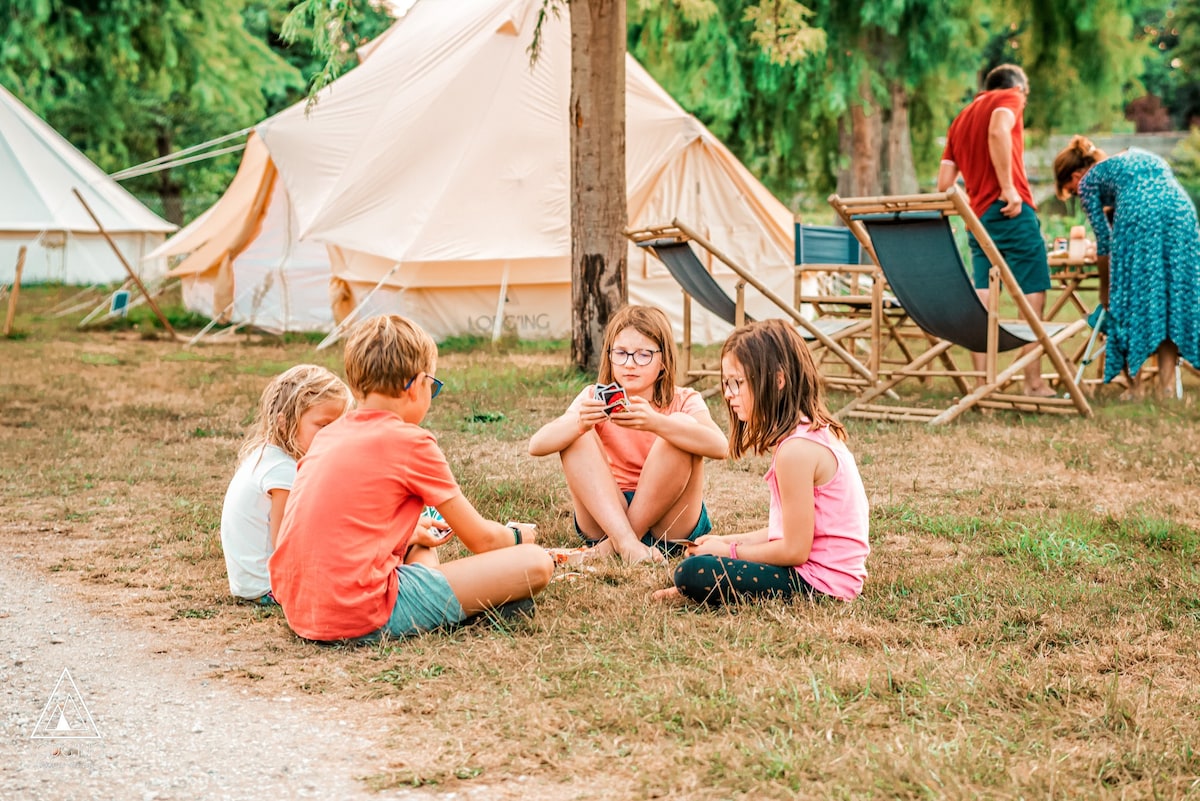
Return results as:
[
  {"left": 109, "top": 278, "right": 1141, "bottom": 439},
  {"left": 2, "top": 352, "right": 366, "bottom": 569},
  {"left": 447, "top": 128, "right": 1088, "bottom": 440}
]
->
[
  {"left": 577, "top": 397, "right": 608, "bottom": 432},
  {"left": 508, "top": 521, "right": 539, "bottom": 545},
  {"left": 607, "top": 395, "right": 655, "bottom": 430},
  {"left": 616, "top": 541, "right": 665, "bottom": 564},
  {"left": 413, "top": 516, "right": 453, "bottom": 548},
  {"left": 687, "top": 534, "right": 728, "bottom": 557}
]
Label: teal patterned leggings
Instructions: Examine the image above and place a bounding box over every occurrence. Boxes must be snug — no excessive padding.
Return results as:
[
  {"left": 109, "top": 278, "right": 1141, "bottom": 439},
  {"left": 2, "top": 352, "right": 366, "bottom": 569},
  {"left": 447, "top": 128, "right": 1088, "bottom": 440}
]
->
[{"left": 672, "top": 555, "right": 819, "bottom": 606}]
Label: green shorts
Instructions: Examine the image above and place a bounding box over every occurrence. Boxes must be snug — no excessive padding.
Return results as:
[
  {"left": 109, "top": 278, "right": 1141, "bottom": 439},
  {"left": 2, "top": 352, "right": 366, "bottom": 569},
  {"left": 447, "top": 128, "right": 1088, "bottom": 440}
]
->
[
  {"left": 576, "top": 490, "right": 712, "bottom": 556},
  {"left": 968, "top": 201, "right": 1051, "bottom": 294},
  {"left": 339, "top": 563, "right": 466, "bottom": 645}
]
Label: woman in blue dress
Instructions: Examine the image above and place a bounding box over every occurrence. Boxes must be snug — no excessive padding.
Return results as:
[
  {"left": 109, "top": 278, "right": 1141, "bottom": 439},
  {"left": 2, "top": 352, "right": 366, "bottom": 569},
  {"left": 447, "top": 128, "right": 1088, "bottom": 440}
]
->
[{"left": 1053, "top": 135, "right": 1200, "bottom": 399}]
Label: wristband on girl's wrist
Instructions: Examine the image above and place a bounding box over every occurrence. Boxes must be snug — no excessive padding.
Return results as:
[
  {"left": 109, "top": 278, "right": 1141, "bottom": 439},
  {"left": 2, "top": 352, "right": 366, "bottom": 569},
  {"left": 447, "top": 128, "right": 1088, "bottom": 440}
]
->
[
  {"left": 729, "top": 541, "right": 739, "bottom": 559},
  {"left": 507, "top": 522, "right": 522, "bottom": 545}
]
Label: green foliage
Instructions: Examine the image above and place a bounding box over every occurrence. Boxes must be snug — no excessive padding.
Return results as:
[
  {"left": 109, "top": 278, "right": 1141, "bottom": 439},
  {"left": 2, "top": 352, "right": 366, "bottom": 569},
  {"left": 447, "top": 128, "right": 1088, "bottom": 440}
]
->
[
  {"left": 0, "top": 0, "right": 392, "bottom": 225},
  {"left": 1157, "top": 0, "right": 1200, "bottom": 124},
  {"left": 1170, "top": 127, "right": 1200, "bottom": 207},
  {"left": 979, "top": 0, "right": 1149, "bottom": 136},
  {"left": 0, "top": 0, "right": 304, "bottom": 223},
  {"left": 741, "top": 1, "right": 825, "bottom": 64},
  {"left": 276, "top": 0, "right": 394, "bottom": 106},
  {"left": 628, "top": 0, "right": 833, "bottom": 204},
  {"left": 630, "top": 0, "right": 980, "bottom": 204}
]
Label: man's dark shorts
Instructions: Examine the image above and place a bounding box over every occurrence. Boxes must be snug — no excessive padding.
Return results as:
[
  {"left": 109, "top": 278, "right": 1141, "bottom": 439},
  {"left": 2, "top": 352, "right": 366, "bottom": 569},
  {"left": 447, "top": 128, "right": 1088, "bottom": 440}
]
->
[{"left": 967, "top": 200, "right": 1051, "bottom": 294}]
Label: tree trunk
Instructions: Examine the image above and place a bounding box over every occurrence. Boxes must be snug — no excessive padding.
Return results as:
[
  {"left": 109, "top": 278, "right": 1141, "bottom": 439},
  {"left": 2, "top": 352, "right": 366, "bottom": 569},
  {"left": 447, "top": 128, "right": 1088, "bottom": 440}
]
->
[
  {"left": 885, "top": 82, "right": 918, "bottom": 194},
  {"left": 835, "top": 117, "right": 852, "bottom": 198},
  {"left": 849, "top": 70, "right": 881, "bottom": 197},
  {"left": 569, "top": 0, "right": 627, "bottom": 373},
  {"left": 156, "top": 129, "right": 184, "bottom": 226}
]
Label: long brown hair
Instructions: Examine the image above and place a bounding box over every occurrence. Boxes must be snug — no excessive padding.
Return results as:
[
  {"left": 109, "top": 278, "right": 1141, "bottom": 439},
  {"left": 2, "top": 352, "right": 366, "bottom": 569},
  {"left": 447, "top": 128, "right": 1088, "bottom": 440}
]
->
[
  {"left": 596, "top": 305, "right": 677, "bottom": 408},
  {"left": 722, "top": 319, "right": 844, "bottom": 458},
  {"left": 1053, "top": 135, "right": 1108, "bottom": 200}
]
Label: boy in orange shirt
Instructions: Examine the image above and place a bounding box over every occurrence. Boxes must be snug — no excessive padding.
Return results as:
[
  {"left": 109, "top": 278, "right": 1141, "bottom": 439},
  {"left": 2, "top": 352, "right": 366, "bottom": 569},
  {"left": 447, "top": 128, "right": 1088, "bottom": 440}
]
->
[{"left": 269, "top": 315, "right": 553, "bottom": 643}]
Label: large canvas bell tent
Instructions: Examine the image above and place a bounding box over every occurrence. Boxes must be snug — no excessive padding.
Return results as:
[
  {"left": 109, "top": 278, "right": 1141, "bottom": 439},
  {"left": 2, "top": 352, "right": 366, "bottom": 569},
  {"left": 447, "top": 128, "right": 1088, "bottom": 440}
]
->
[
  {"left": 154, "top": 0, "right": 799, "bottom": 342},
  {"left": 0, "top": 85, "right": 174, "bottom": 286}
]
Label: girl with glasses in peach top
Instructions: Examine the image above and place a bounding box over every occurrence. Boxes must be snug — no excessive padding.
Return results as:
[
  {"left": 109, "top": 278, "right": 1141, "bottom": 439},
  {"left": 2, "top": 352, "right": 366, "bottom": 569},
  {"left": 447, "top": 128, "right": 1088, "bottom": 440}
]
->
[{"left": 529, "top": 305, "right": 727, "bottom": 564}]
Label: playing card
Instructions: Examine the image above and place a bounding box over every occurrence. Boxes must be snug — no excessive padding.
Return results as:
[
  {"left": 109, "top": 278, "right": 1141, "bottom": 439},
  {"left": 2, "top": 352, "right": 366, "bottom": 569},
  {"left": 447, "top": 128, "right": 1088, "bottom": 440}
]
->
[{"left": 601, "top": 385, "right": 629, "bottom": 414}]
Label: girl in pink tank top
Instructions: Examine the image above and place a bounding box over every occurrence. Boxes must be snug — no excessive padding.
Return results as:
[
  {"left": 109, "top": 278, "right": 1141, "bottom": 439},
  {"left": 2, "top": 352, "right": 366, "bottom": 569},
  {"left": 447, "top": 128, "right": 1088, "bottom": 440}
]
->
[{"left": 654, "top": 319, "right": 870, "bottom": 605}]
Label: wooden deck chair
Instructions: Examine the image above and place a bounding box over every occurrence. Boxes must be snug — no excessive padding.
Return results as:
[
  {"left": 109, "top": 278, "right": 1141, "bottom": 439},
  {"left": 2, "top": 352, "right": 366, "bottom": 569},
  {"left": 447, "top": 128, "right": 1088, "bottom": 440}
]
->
[
  {"left": 828, "top": 189, "right": 1092, "bottom": 424},
  {"left": 794, "top": 222, "right": 920, "bottom": 377},
  {"left": 625, "top": 220, "right": 876, "bottom": 394}
]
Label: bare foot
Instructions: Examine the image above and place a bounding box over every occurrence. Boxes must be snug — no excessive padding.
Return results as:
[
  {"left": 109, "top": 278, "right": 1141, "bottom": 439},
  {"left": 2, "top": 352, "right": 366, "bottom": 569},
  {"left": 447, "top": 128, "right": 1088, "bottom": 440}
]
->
[
  {"left": 1155, "top": 385, "right": 1181, "bottom": 402},
  {"left": 618, "top": 542, "right": 665, "bottom": 564},
  {"left": 1024, "top": 384, "right": 1057, "bottom": 398},
  {"left": 651, "top": 587, "right": 684, "bottom": 604},
  {"left": 587, "top": 538, "right": 615, "bottom": 560},
  {"left": 1119, "top": 382, "right": 1148, "bottom": 402}
]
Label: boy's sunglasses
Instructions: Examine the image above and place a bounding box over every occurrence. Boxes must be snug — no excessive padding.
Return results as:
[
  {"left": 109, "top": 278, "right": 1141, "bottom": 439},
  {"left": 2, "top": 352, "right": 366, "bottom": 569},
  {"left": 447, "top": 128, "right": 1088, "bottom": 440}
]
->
[{"left": 405, "top": 373, "right": 444, "bottom": 399}]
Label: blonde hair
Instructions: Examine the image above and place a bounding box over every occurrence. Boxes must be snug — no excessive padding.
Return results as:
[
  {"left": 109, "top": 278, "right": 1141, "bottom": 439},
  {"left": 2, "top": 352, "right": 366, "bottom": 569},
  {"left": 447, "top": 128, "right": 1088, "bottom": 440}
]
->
[
  {"left": 240, "top": 364, "right": 352, "bottom": 462},
  {"left": 1053, "top": 135, "right": 1108, "bottom": 200},
  {"left": 343, "top": 314, "right": 438, "bottom": 400},
  {"left": 721, "top": 319, "right": 844, "bottom": 459},
  {"left": 597, "top": 305, "right": 678, "bottom": 408}
]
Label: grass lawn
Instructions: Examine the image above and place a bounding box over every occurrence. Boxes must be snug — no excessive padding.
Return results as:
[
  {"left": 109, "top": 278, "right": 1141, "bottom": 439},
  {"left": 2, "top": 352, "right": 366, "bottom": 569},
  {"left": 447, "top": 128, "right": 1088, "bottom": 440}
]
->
[{"left": 2, "top": 285, "right": 1199, "bottom": 800}]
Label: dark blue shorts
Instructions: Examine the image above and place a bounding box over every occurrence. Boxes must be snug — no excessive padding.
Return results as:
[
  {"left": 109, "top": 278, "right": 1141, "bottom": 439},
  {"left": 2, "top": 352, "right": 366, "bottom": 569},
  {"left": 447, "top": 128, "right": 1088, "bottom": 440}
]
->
[
  {"left": 576, "top": 490, "right": 712, "bottom": 556},
  {"left": 967, "top": 201, "right": 1051, "bottom": 294}
]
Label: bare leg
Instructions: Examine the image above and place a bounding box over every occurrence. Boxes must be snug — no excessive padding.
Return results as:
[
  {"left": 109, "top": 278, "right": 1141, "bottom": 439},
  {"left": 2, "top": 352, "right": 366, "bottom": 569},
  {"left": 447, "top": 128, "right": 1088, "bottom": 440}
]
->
[
  {"left": 1157, "top": 340, "right": 1180, "bottom": 400},
  {"left": 971, "top": 288, "right": 1053, "bottom": 395},
  {"left": 1122, "top": 366, "right": 1146, "bottom": 401},
  {"left": 404, "top": 545, "right": 441, "bottom": 567},
  {"left": 1020, "top": 291, "right": 1054, "bottom": 396},
  {"left": 436, "top": 544, "right": 553, "bottom": 616},
  {"left": 627, "top": 420, "right": 705, "bottom": 540},
  {"left": 560, "top": 432, "right": 658, "bottom": 562},
  {"left": 651, "top": 586, "right": 684, "bottom": 603},
  {"left": 971, "top": 288, "right": 989, "bottom": 386}
]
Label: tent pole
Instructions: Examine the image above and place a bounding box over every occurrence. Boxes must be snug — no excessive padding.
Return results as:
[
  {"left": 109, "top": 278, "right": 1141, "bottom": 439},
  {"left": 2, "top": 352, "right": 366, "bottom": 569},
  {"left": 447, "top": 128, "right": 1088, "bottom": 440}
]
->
[
  {"left": 50, "top": 285, "right": 104, "bottom": 316},
  {"left": 3, "top": 246, "right": 27, "bottom": 336},
  {"left": 78, "top": 277, "right": 135, "bottom": 327},
  {"left": 315, "top": 263, "right": 401, "bottom": 352},
  {"left": 72, "top": 187, "right": 179, "bottom": 339},
  {"left": 491, "top": 262, "right": 510, "bottom": 342},
  {"left": 186, "top": 299, "right": 240, "bottom": 348},
  {"left": 186, "top": 280, "right": 261, "bottom": 348},
  {"left": 78, "top": 295, "right": 115, "bottom": 327}
]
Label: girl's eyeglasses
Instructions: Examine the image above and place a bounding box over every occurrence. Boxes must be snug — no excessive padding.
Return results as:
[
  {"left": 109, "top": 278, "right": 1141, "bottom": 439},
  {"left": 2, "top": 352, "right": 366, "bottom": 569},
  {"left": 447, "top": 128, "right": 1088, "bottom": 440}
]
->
[
  {"left": 609, "top": 348, "right": 661, "bottom": 366},
  {"left": 405, "top": 373, "right": 444, "bottom": 399},
  {"left": 722, "top": 377, "right": 746, "bottom": 397}
]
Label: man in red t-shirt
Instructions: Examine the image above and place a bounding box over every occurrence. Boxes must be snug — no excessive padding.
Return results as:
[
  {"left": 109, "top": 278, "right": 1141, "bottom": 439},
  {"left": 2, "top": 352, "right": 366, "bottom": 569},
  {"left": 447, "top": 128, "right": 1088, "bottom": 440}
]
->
[{"left": 937, "top": 64, "right": 1055, "bottom": 397}]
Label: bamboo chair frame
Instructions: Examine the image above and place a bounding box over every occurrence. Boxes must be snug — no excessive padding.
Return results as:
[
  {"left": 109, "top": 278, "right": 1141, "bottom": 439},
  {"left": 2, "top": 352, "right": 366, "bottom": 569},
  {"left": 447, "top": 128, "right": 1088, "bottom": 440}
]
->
[
  {"left": 625, "top": 220, "right": 877, "bottom": 395},
  {"left": 827, "top": 188, "right": 1092, "bottom": 425}
]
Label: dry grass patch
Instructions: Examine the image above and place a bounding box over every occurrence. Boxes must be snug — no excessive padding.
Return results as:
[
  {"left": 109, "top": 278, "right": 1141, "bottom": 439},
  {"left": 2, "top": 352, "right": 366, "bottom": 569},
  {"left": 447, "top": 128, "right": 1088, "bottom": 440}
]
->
[{"left": 3, "top": 287, "right": 1200, "bottom": 799}]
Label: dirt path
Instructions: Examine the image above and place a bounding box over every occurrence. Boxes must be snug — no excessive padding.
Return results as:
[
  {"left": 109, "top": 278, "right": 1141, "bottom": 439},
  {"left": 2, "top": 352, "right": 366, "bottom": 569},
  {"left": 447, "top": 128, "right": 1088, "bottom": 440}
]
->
[{"left": 0, "top": 560, "right": 421, "bottom": 801}]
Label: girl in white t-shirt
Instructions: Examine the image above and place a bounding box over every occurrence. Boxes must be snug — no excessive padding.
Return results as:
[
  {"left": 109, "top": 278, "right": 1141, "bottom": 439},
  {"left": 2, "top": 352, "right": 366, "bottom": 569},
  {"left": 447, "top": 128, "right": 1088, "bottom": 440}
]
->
[{"left": 220, "top": 364, "right": 352, "bottom": 604}]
